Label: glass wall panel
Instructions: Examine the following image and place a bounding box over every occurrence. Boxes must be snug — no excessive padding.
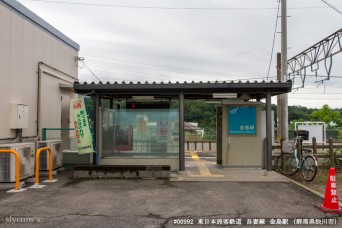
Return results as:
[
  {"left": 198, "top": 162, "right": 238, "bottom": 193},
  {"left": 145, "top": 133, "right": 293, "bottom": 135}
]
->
[{"left": 101, "top": 109, "right": 179, "bottom": 158}]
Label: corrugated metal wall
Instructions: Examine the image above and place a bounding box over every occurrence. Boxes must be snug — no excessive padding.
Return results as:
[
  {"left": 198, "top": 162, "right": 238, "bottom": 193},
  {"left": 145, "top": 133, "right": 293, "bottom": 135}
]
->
[{"left": 0, "top": 3, "right": 78, "bottom": 140}]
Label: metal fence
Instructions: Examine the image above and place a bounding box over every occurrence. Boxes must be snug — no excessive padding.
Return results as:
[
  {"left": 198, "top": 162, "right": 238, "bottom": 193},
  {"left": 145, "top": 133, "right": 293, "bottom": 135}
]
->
[
  {"left": 274, "top": 129, "right": 341, "bottom": 142},
  {"left": 42, "top": 128, "right": 95, "bottom": 165},
  {"left": 184, "top": 141, "right": 216, "bottom": 152},
  {"left": 42, "top": 128, "right": 77, "bottom": 151}
]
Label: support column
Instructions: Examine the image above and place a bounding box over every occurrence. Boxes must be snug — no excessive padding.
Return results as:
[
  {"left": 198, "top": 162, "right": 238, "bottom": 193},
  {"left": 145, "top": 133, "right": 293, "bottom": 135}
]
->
[
  {"left": 179, "top": 91, "right": 185, "bottom": 171},
  {"left": 266, "top": 90, "right": 273, "bottom": 171},
  {"left": 216, "top": 106, "right": 222, "bottom": 164},
  {"left": 281, "top": 0, "right": 289, "bottom": 141},
  {"left": 110, "top": 98, "right": 114, "bottom": 109}
]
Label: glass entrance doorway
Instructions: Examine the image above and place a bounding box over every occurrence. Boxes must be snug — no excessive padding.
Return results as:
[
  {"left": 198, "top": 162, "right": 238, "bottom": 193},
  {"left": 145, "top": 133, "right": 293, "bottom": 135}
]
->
[{"left": 101, "top": 109, "right": 180, "bottom": 158}]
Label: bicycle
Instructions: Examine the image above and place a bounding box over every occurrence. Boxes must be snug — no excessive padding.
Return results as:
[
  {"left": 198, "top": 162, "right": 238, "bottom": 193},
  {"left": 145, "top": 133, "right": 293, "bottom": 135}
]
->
[{"left": 276, "top": 136, "right": 318, "bottom": 182}]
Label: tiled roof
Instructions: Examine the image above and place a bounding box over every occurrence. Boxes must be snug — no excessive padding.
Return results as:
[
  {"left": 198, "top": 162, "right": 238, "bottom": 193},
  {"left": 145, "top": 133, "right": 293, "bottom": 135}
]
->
[
  {"left": 75, "top": 79, "right": 288, "bottom": 85},
  {"left": 73, "top": 80, "right": 292, "bottom": 99}
]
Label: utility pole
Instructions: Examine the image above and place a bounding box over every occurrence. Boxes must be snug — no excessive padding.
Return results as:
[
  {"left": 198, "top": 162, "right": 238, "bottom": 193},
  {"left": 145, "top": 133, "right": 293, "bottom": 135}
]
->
[
  {"left": 277, "top": 53, "right": 282, "bottom": 140},
  {"left": 281, "top": 0, "right": 289, "bottom": 141}
]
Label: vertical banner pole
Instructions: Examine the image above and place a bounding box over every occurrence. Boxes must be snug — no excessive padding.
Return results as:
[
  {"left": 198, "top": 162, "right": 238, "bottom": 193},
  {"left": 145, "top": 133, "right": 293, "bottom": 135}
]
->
[
  {"left": 179, "top": 91, "right": 185, "bottom": 171},
  {"left": 71, "top": 97, "right": 96, "bottom": 161}
]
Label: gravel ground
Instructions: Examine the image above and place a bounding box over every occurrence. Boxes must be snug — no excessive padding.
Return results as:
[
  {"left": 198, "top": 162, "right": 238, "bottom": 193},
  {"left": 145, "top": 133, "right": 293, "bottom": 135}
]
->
[
  {"left": 279, "top": 166, "right": 342, "bottom": 197},
  {"left": 0, "top": 170, "right": 335, "bottom": 228}
]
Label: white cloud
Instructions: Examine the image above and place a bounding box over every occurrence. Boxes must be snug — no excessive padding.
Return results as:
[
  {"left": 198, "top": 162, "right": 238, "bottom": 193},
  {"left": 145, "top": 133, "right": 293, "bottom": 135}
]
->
[{"left": 17, "top": 0, "right": 342, "bottom": 107}]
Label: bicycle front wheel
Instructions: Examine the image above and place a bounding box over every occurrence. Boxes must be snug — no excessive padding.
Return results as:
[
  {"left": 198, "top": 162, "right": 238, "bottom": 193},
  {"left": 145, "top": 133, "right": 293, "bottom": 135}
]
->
[
  {"left": 277, "top": 153, "right": 298, "bottom": 175},
  {"left": 301, "top": 155, "right": 317, "bottom": 182}
]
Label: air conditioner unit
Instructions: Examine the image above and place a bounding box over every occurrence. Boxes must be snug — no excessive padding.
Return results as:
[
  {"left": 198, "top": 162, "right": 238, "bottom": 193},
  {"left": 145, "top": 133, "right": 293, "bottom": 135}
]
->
[
  {"left": 0, "top": 143, "right": 35, "bottom": 182},
  {"left": 36, "top": 140, "right": 63, "bottom": 171}
]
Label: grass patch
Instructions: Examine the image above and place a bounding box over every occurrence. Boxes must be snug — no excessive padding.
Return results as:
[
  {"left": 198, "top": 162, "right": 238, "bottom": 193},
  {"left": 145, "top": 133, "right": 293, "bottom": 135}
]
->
[{"left": 276, "top": 166, "right": 342, "bottom": 195}]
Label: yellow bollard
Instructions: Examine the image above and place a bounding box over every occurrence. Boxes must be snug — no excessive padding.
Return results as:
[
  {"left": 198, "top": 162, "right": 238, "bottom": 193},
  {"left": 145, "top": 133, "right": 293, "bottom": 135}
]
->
[
  {"left": 30, "top": 147, "right": 57, "bottom": 189},
  {"left": 0, "top": 149, "right": 26, "bottom": 192}
]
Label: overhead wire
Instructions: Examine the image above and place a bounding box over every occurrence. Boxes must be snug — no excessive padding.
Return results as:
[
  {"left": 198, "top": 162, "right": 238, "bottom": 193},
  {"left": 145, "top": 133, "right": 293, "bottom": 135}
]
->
[
  {"left": 84, "top": 55, "right": 280, "bottom": 81},
  {"left": 87, "top": 57, "right": 232, "bottom": 78},
  {"left": 303, "top": 74, "right": 342, "bottom": 79},
  {"left": 84, "top": 54, "right": 240, "bottom": 78},
  {"left": 82, "top": 56, "right": 342, "bottom": 84},
  {"left": 79, "top": 61, "right": 277, "bottom": 81},
  {"left": 79, "top": 58, "right": 102, "bottom": 82},
  {"left": 79, "top": 65, "right": 277, "bottom": 83},
  {"left": 28, "top": 0, "right": 342, "bottom": 85},
  {"left": 79, "top": 60, "right": 279, "bottom": 82},
  {"left": 80, "top": 60, "right": 279, "bottom": 81},
  {"left": 321, "top": 0, "right": 342, "bottom": 15},
  {"left": 266, "top": 0, "right": 280, "bottom": 81},
  {"left": 28, "top": 0, "right": 342, "bottom": 11},
  {"left": 288, "top": 97, "right": 342, "bottom": 100},
  {"left": 80, "top": 66, "right": 190, "bottom": 81}
]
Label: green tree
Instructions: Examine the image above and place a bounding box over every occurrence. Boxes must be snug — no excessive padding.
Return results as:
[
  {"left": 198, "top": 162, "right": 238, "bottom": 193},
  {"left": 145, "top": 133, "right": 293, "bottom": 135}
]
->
[
  {"left": 184, "top": 100, "right": 216, "bottom": 131},
  {"left": 170, "top": 99, "right": 217, "bottom": 136},
  {"left": 310, "top": 104, "right": 342, "bottom": 128},
  {"left": 288, "top": 105, "right": 315, "bottom": 122},
  {"left": 289, "top": 118, "right": 306, "bottom": 129}
]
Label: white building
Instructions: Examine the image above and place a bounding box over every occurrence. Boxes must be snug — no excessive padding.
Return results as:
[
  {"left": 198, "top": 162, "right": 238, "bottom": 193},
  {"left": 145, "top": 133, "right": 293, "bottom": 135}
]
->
[{"left": 0, "top": 0, "right": 79, "bottom": 143}]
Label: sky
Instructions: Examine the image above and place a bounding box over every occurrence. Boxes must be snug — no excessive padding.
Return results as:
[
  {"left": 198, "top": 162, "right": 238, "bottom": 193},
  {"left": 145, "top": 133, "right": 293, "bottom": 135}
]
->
[{"left": 16, "top": 0, "right": 342, "bottom": 108}]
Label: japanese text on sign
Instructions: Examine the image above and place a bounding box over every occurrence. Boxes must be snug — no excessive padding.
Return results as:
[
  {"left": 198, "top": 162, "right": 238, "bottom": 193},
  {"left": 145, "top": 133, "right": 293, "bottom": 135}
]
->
[
  {"left": 228, "top": 107, "right": 256, "bottom": 135},
  {"left": 71, "top": 98, "right": 94, "bottom": 154},
  {"left": 330, "top": 174, "right": 338, "bottom": 204}
]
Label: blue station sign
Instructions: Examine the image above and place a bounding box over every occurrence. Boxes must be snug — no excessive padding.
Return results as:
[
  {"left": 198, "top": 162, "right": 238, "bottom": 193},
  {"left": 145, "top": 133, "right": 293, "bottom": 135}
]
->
[{"left": 228, "top": 106, "right": 256, "bottom": 135}]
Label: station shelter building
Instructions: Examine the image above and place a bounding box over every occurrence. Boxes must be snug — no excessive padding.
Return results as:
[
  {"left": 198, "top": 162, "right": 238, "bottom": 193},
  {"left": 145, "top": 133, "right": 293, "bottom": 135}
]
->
[{"left": 73, "top": 80, "right": 292, "bottom": 171}]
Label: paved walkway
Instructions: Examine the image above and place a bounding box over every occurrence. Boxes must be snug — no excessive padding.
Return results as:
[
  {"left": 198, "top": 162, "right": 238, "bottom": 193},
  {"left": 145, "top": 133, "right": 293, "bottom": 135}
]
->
[
  {"left": 172, "top": 151, "right": 289, "bottom": 182},
  {"left": 0, "top": 172, "right": 334, "bottom": 228},
  {"left": 0, "top": 151, "right": 339, "bottom": 227}
]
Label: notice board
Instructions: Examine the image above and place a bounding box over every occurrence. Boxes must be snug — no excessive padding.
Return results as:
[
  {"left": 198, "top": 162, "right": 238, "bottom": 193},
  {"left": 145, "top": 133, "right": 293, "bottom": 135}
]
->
[{"left": 228, "top": 107, "right": 256, "bottom": 135}]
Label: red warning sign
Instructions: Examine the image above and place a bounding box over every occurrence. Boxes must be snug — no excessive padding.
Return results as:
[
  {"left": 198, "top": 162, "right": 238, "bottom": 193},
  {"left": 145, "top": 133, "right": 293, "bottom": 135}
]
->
[
  {"left": 160, "top": 127, "right": 168, "bottom": 135},
  {"left": 316, "top": 167, "right": 342, "bottom": 214}
]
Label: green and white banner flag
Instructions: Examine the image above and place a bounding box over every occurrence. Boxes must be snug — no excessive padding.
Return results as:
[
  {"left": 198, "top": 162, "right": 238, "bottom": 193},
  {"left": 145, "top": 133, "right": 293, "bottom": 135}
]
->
[{"left": 71, "top": 98, "right": 94, "bottom": 154}]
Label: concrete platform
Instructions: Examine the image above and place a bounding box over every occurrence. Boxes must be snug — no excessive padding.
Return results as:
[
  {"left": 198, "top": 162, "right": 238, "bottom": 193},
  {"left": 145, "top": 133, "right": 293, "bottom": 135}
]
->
[{"left": 171, "top": 153, "right": 289, "bottom": 182}]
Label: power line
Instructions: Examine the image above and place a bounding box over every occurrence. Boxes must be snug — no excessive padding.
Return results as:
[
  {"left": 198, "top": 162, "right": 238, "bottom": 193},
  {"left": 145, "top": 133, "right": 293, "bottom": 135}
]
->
[
  {"left": 80, "top": 66, "right": 191, "bottom": 81},
  {"left": 79, "top": 56, "right": 280, "bottom": 82},
  {"left": 85, "top": 54, "right": 276, "bottom": 79},
  {"left": 78, "top": 57, "right": 102, "bottom": 82},
  {"left": 81, "top": 56, "right": 342, "bottom": 83},
  {"left": 28, "top": 0, "right": 342, "bottom": 11},
  {"left": 86, "top": 56, "right": 232, "bottom": 78},
  {"left": 79, "top": 65, "right": 274, "bottom": 83},
  {"left": 290, "top": 93, "right": 342, "bottom": 94},
  {"left": 322, "top": 0, "right": 342, "bottom": 15},
  {"left": 296, "top": 74, "right": 342, "bottom": 79},
  {"left": 266, "top": 0, "right": 280, "bottom": 81},
  {"left": 81, "top": 62, "right": 277, "bottom": 81},
  {"left": 288, "top": 97, "right": 342, "bottom": 100}
]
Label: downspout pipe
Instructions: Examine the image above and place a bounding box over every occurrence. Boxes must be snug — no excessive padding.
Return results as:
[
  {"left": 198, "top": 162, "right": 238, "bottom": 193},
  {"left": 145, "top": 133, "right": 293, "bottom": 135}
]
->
[
  {"left": 20, "top": 63, "right": 41, "bottom": 139},
  {"left": 23, "top": 63, "right": 41, "bottom": 139},
  {"left": 37, "top": 63, "right": 43, "bottom": 140}
]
